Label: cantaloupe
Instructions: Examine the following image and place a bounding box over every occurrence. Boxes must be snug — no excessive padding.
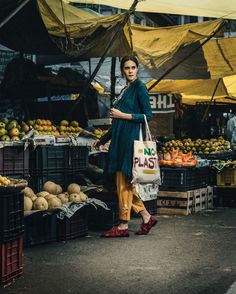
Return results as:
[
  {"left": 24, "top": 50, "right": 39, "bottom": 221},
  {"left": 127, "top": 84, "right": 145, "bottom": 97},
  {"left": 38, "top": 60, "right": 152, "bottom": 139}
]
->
[
  {"left": 23, "top": 187, "right": 35, "bottom": 198},
  {"left": 69, "top": 193, "right": 82, "bottom": 203},
  {"left": 57, "top": 193, "right": 69, "bottom": 204},
  {"left": 33, "top": 197, "right": 48, "bottom": 211},
  {"left": 31, "top": 195, "right": 37, "bottom": 202},
  {"left": 45, "top": 194, "right": 57, "bottom": 201},
  {"left": 43, "top": 181, "right": 58, "bottom": 194},
  {"left": 67, "top": 183, "right": 81, "bottom": 195},
  {"left": 24, "top": 196, "right": 33, "bottom": 211},
  {"left": 48, "top": 197, "right": 62, "bottom": 209},
  {"left": 79, "top": 192, "right": 88, "bottom": 201},
  {"left": 56, "top": 185, "right": 63, "bottom": 195},
  {"left": 36, "top": 191, "right": 49, "bottom": 198}
]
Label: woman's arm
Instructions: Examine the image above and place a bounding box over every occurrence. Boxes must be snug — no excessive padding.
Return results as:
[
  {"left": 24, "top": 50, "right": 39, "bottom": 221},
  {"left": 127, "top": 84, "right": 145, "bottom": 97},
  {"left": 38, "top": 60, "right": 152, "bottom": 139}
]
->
[
  {"left": 110, "top": 83, "right": 152, "bottom": 122},
  {"left": 131, "top": 83, "right": 153, "bottom": 122}
]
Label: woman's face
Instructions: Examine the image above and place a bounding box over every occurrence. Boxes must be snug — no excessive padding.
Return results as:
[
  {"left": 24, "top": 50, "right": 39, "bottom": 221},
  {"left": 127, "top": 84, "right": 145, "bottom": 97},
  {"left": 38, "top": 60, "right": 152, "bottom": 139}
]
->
[{"left": 122, "top": 60, "right": 138, "bottom": 83}]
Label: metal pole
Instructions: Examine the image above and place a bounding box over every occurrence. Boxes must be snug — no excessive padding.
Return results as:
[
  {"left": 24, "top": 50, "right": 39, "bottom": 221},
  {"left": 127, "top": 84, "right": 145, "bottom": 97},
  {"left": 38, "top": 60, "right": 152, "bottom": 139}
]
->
[
  {"left": 69, "top": 0, "right": 141, "bottom": 114},
  {"left": 201, "top": 78, "right": 222, "bottom": 122},
  {"left": 0, "top": 0, "right": 31, "bottom": 29}
]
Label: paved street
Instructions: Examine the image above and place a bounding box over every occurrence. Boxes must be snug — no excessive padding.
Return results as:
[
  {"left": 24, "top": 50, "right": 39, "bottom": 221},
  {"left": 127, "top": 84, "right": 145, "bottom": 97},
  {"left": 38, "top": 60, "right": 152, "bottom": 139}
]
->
[{"left": 1, "top": 208, "right": 236, "bottom": 294}]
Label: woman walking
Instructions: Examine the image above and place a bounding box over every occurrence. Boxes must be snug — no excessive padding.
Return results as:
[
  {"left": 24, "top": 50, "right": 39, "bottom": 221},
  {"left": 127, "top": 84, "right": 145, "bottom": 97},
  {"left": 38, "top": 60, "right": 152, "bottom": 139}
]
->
[{"left": 92, "top": 55, "right": 158, "bottom": 237}]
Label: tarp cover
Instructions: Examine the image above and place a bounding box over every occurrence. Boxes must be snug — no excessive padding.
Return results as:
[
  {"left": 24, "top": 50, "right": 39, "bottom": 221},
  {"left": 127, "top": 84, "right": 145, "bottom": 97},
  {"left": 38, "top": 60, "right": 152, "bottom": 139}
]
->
[
  {"left": 37, "top": 0, "right": 131, "bottom": 57},
  {"left": 146, "top": 75, "right": 236, "bottom": 105},
  {"left": 64, "top": 0, "right": 236, "bottom": 20}
]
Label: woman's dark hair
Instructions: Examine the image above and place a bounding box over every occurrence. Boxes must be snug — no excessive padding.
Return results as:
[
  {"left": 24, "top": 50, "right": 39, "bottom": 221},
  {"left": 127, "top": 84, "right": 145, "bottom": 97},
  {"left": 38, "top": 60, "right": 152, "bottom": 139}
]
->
[{"left": 120, "top": 55, "right": 139, "bottom": 73}]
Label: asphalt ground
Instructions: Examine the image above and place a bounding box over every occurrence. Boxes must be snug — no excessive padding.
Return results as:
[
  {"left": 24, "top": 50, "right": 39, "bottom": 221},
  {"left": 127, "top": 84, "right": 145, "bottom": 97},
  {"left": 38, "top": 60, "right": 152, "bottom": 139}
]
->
[{"left": 1, "top": 208, "right": 236, "bottom": 294}]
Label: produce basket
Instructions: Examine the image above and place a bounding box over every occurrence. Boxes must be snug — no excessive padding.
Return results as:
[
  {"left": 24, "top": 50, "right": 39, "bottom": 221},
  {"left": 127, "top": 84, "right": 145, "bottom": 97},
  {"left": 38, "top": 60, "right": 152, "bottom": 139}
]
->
[
  {"left": 160, "top": 166, "right": 209, "bottom": 192},
  {"left": 0, "top": 178, "right": 28, "bottom": 195}
]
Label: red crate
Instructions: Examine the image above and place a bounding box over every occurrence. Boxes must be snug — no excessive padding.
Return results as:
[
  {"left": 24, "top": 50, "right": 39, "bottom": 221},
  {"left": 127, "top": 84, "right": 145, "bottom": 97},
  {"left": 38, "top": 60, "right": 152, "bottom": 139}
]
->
[{"left": 0, "top": 237, "right": 23, "bottom": 287}]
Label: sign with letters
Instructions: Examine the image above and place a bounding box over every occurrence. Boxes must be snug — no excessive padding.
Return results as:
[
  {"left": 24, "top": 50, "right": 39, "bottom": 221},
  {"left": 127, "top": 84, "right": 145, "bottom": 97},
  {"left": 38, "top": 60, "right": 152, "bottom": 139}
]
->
[{"left": 149, "top": 93, "right": 175, "bottom": 113}]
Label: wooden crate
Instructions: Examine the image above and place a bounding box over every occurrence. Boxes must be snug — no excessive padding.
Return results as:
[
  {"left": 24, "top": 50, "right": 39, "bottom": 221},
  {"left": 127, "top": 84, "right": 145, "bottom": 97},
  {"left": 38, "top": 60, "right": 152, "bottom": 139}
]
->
[
  {"left": 206, "top": 186, "right": 214, "bottom": 209},
  {"left": 200, "top": 187, "right": 207, "bottom": 210},
  {"left": 157, "top": 190, "right": 194, "bottom": 215},
  {"left": 192, "top": 189, "right": 201, "bottom": 212}
]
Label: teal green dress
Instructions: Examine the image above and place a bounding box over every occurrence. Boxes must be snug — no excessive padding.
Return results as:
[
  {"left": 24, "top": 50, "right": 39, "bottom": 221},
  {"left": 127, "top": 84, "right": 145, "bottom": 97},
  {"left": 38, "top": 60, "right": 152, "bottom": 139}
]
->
[{"left": 99, "top": 79, "right": 153, "bottom": 177}]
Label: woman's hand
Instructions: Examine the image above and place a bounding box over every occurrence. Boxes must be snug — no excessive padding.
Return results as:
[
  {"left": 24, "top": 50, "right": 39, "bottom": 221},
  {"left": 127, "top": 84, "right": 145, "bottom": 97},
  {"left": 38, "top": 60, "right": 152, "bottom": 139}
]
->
[
  {"left": 110, "top": 108, "right": 132, "bottom": 120},
  {"left": 91, "top": 139, "right": 101, "bottom": 149}
]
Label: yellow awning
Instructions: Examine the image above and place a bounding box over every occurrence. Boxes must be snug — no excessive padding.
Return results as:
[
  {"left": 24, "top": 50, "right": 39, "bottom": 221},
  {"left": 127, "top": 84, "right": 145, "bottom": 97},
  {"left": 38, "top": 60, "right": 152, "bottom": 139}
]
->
[
  {"left": 146, "top": 75, "right": 236, "bottom": 105},
  {"left": 64, "top": 0, "right": 236, "bottom": 20}
]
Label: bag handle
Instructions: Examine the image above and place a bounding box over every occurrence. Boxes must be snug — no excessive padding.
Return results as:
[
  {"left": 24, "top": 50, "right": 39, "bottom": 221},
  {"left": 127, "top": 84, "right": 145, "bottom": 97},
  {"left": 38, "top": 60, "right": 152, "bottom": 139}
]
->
[{"left": 138, "top": 115, "right": 152, "bottom": 141}]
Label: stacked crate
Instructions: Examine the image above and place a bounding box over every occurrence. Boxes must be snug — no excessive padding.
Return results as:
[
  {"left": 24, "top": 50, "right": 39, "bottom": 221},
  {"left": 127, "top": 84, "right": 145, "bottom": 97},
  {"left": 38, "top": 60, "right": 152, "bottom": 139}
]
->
[
  {"left": 0, "top": 144, "right": 29, "bottom": 179},
  {"left": 26, "top": 145, "right": 89, "bottom": 245},
  {"left": 157, "top": 166, "right": 214, "bottom": 215},
  {"left": 29, "top": 145, "right": 88, "bottom": 192},
  {"left": 0, "top": 190, "right": 24, "bottom": 287}
]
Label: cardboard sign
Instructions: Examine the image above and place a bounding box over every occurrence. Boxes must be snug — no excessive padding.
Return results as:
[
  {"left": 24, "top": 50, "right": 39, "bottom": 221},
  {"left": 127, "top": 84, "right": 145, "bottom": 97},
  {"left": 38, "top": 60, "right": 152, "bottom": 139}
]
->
[{"left": 150, "top": 93, "right": 175, "bottom": 113}]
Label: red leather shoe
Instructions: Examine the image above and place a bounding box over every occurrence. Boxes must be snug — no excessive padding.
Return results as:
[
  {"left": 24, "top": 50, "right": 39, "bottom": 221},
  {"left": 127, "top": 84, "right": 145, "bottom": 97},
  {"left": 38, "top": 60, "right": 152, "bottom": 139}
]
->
[
  {"left": 101, "top": 226, "right": 130, "bottom": 238},
  {"left": 135, "top": 216, "right": 158, "bottom": 235}
]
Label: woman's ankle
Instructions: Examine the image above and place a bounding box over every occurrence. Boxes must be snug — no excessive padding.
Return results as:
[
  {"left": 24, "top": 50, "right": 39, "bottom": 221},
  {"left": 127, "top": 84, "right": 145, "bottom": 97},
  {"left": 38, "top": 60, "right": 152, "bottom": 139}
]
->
[
  {"left": 118, "top": 221, "right": 129, "bottom": 230},
  {"left": 140, "top": 210, "right": 151, "bottom": 224}
]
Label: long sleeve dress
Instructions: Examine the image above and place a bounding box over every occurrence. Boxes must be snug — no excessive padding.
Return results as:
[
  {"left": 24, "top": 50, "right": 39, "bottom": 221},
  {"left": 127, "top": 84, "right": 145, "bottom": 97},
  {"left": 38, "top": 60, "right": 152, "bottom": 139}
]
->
[{"left": 99, "top": 79, "right": 153, "bottom": 178}]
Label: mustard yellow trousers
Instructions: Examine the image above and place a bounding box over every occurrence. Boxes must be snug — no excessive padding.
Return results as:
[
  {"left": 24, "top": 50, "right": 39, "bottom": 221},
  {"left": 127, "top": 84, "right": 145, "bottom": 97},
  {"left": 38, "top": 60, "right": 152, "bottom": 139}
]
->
[{"left": 116, "top": 172, "right": 145, "bottom": 221}]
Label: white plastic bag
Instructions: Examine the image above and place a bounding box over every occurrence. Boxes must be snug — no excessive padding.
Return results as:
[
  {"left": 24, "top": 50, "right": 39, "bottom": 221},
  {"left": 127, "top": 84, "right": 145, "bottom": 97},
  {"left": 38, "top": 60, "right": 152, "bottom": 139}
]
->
[{"left": 132, "top": 115, "right": 161, "bottom": 185}]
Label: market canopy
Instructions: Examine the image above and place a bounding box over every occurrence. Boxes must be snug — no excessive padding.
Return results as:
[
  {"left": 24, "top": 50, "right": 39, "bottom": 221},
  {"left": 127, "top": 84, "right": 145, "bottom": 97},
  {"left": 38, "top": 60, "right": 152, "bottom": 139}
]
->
[
  {"left": 64, "top": 0, "right": 236, "bottom": 20},
  {"left": 146, "top": 75, "right": 236, "bottom": 105}
]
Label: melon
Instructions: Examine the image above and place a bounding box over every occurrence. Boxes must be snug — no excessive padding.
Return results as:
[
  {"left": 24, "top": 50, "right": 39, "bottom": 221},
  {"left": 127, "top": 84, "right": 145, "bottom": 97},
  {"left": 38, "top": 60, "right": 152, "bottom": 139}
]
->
[
  {"left": 31, "top": 195, "right": 37, "bottom": 202},
  {"left": 56, "top": 184, "right": 63, "bottom": 195},
  {"left": 69, "top": 193, "right": 82, "bottom": 203},
  {"left": 57, "top": 193, "right": 69, "bottom": 204},
  {"left": 67, "top": 183, "right": 81, "bottom": 195},
  {"left": 36, "top": 191, "right": 49, "bottom": 198},
  {"left": 45, "top": 194, "right": 57, "bottom": 201},
  {"left": 48, "top": 197, "right": 62, "bottom": 209},
  {"left": 43, "top": 181, "right": 58, "bottom": 194},
  {"left": 33, "top": 197, "right": 48, "bottom": 211},
  {"left": 24, "top": 196, "right": 33, "bottom": 211},
  {"left": 79, "top": 192, "right": 88, "bottom": 201},
  {"left": 23, "top": 187, "right": 35, "bottom": 197}
]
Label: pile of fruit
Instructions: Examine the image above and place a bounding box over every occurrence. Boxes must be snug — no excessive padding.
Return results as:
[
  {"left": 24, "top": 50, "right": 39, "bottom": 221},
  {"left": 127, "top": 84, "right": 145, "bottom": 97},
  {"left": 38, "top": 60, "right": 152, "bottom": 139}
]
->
[
  {"left": 0, "top": 118, "right": 31, "bottom": 141},
  {"left": 0, "top": 175, "right": 11, "bottom": 186},
  {"left": 23, "top": 181, "right": 89, "bottom": 211},
  {"left": 92, "top": 128, "right": 109, "bottom": 138},
  {"left": 159, "top": 150, "right": 197, "bottom": 167},
  {"left": 162, "top": 137, "right": 231, "bottom": 155}
]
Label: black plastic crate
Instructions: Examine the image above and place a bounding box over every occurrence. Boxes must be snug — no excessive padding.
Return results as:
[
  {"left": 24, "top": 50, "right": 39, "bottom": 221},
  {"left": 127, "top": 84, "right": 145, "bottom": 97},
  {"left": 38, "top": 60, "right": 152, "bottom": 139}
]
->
[
  {"left": 214, "top": 187, "right": 236, "bottom": 207},
  {"left": 29, "top": 145, "right": 68, "bottom": 174},
  {"left": 0, "top": 237, "right": 23, "bottom": 288},
  {"left": 57, "top": 210, "right": 88, "bottom": 241},
  {"left": 87, "top": 201, "right": 119, "bottom": 230},
  {"left": 160, "top": 166, "right": 209, "bottom": 192},
  {"left": 88, "top": 152, "right": 108, "bottom": 170},
  {"left": 24, "top": 212, "right": 57, "bottom": 247},
  {"left": 28, "top": 171, "right": 70, "bottom": 193},
  {"left": 0, "top": 145, "right": 29, "bottom": 177},
  {"left": 68, "top": 146, "right": 89, "bottom": 172},
  {"left": 0, "top": 192, "right": 24, "bottom": 242}
]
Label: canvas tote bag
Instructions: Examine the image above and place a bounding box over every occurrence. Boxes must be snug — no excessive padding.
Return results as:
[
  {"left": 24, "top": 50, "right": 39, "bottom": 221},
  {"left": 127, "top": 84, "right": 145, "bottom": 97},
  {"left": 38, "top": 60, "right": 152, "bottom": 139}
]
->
[{"left": 132, "top": 115, "right": 161, "bottom": 185}]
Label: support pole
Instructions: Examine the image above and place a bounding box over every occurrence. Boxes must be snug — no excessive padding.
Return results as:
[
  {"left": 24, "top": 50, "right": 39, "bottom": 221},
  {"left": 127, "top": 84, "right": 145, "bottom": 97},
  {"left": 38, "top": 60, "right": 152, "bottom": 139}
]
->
[
  {"left": 110, "top": 57, "right": 116, "bottom": 103},
  {"left": 69, "top": 0, "right": 141, "bottom": 115},
  {"left": 0, "top": 0, "right": 31, "bottom": 29},
  {"left": 201, "top": 78, "right": 222, "bottom": 122}
]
